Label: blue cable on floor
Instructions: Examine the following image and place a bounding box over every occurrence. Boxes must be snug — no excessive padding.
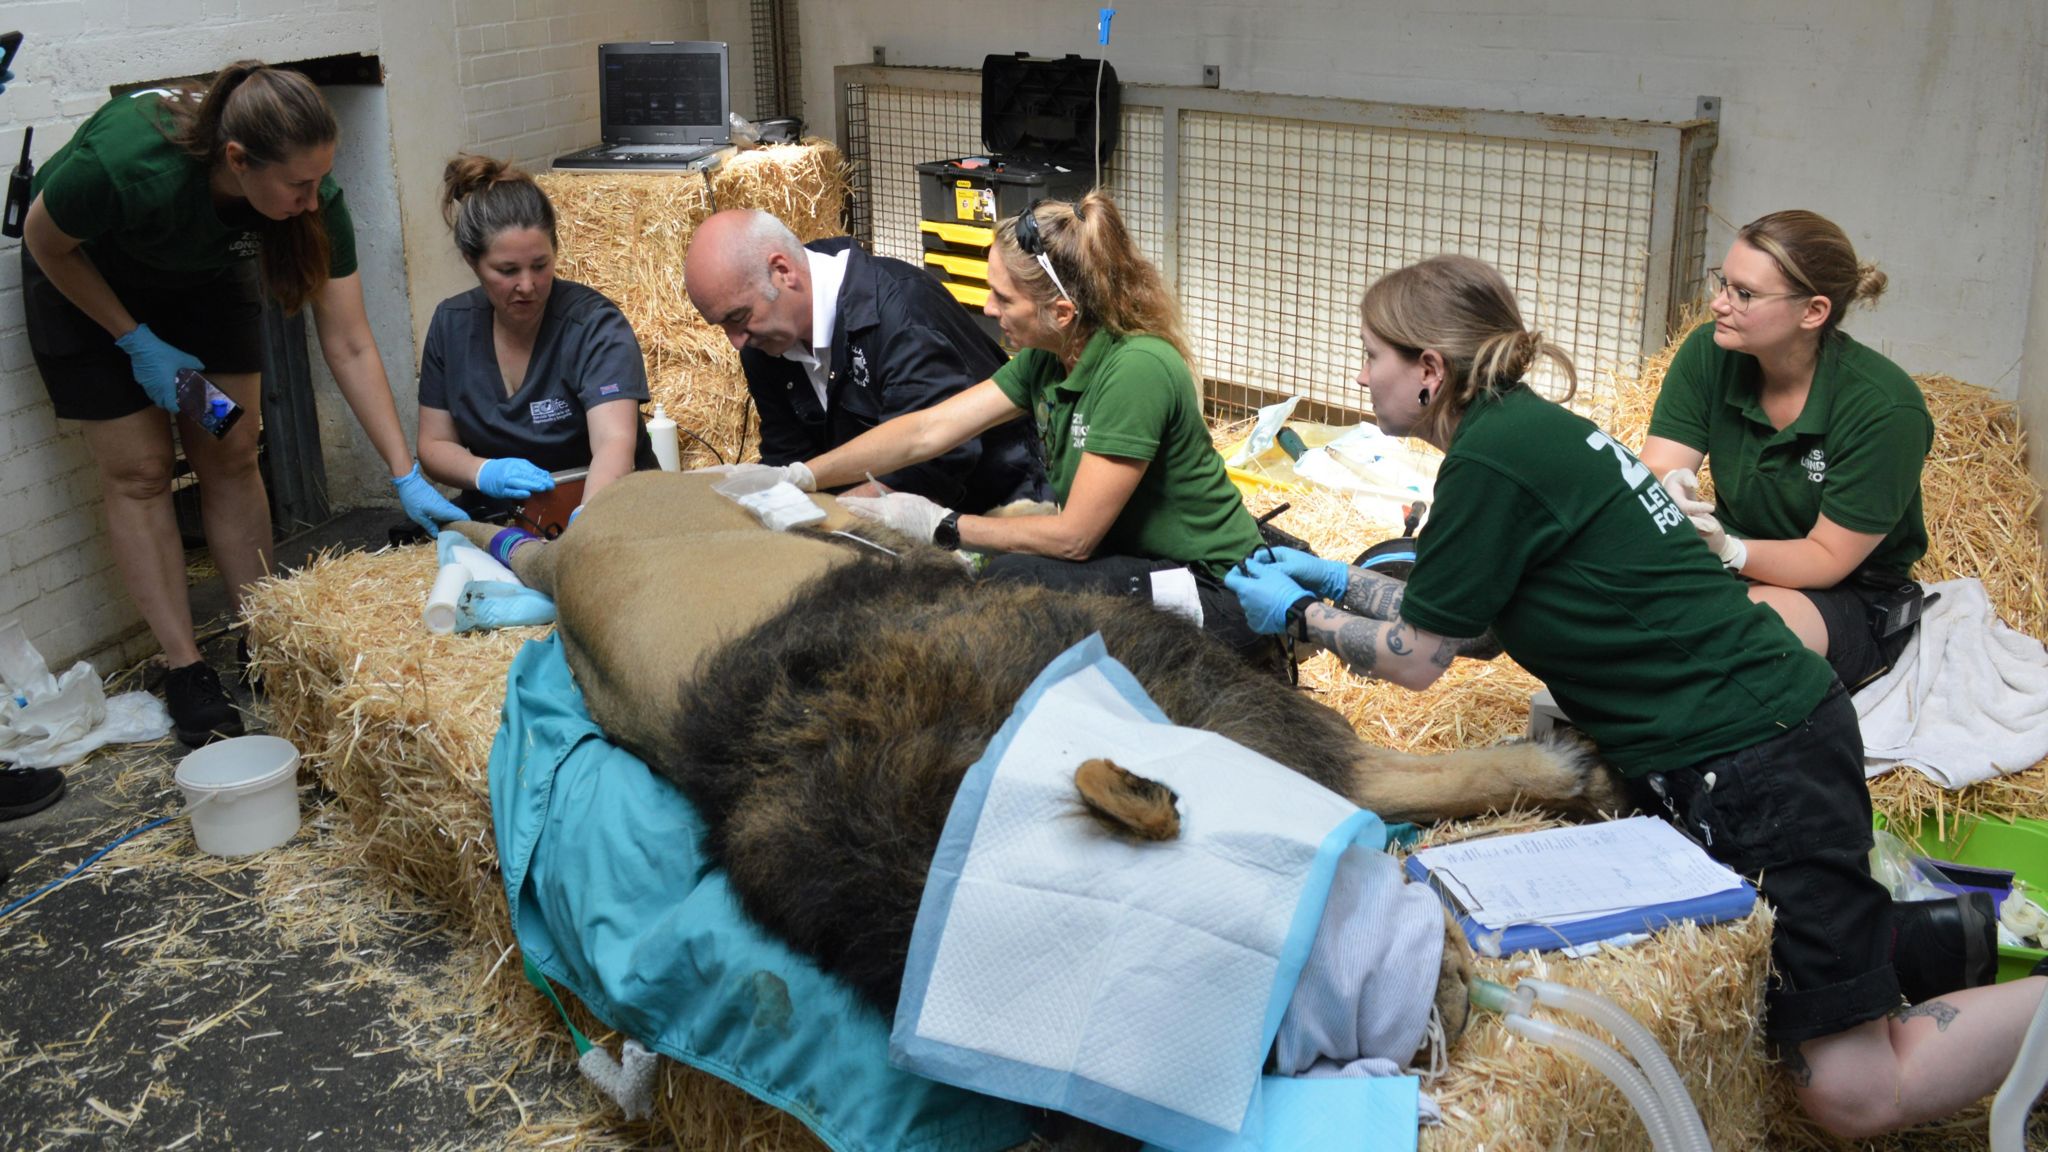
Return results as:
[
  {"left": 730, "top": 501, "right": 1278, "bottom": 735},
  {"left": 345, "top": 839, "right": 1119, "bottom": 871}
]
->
[{"left": 0, "top": 813, "right": 179, "bottom": 923}]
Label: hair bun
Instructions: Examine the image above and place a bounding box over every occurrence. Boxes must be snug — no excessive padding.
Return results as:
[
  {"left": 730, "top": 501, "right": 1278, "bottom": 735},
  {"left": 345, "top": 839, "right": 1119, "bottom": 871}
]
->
[{"left": 1854, "top": 263, "right": 1888, "bottom": 307}]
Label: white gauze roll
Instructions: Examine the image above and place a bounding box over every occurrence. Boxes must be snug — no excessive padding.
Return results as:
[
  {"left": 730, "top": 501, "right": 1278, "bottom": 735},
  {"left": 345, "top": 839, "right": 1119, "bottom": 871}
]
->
[{"left": 423, "top": 564, "right": 470, "bottom": 634}]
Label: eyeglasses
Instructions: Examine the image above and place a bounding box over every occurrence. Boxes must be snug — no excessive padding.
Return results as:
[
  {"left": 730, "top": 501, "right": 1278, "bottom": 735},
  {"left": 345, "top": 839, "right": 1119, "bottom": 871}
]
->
[
  {"left": 1708, "top": 268, "right": 1809, "bottom": 313},
  {"left": 1014, "top": 210, "right": 1072, "bottom": 302}
]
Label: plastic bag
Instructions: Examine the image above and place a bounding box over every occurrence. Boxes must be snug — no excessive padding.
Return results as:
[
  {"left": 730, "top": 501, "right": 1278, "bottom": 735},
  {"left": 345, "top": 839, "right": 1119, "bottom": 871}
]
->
[
  {"left": 1868, "top": 828, "right": 1952, "bottom": 902},
  {"left": 0, "top": 618, "right": 170, "bottom": 767}
]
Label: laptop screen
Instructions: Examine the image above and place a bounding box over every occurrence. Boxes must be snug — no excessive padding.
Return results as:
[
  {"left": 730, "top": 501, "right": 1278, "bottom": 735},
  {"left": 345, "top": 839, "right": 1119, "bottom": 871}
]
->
[{"left": 599, "top": 42, "right": 730, "bottom": 147}]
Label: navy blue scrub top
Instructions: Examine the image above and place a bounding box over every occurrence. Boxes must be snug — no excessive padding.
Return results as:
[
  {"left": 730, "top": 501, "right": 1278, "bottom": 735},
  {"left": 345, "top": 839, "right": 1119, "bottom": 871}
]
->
[{"left": 418, "top": 278, "right": 657, "bottom": 475}]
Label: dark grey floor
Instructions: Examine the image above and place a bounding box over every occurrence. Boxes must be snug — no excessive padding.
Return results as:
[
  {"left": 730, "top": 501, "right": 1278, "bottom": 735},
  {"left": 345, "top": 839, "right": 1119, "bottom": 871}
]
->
[{"left": 0, "top": 507, "right": 581, "bottom": 1150}]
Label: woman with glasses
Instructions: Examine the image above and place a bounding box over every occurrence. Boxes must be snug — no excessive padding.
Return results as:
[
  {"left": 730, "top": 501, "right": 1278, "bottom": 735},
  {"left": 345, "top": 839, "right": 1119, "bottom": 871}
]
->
[
  {"left": 1639, "top": 211, "right": 1931, "bottom": 689},
  {"left": 795, "top": 190, "right": 1268, "bottom": 657}
]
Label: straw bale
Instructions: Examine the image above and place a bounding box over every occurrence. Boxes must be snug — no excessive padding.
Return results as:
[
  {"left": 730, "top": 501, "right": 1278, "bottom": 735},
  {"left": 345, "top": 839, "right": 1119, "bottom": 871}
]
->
[{"left": 536, "top": 142, "right": 850, "bottom": 471}]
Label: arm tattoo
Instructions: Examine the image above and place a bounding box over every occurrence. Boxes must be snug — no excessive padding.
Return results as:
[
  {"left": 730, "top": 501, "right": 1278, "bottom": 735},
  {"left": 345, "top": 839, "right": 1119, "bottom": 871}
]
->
[
  {"left": 1431, "top": 637, "right": 1458, "bottom": 669},
  {"left": 1340, "top": 568, "right": 1406, "bottom": 620},
  {"left": 1776, "top": 1043, "right": 1814, "bottom": 1087},
  {"left": 1306, "top": 603, "right": 1383, "bottom": 677},
  {"left": 1892, "top": 1000, "right": 1960, "bottom": 1032},
  {"left": 1454, "top": 630, "right": 1504, "bottom": 661},
  {"left": 1386, "top": 621, "right": 1411, "bottom": 655}
]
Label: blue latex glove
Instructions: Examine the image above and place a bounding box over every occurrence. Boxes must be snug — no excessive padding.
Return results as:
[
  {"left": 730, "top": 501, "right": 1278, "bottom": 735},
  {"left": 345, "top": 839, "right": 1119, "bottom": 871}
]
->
[
  {"left": 1250, "top": 545, "right": 1350, "bottom": 602},
  {"left": 476, "top": 457, "right": 555, "bottom": 500},
  {"left": 393, "top": 460, "right": 470, "bottom": 534},
  {"left": 454, "top": 580, "right": 556, "bottom": 632},
  {"left": 114, "top": 323, "right": 203, "bottom": 411},
  {"left": 1224, "top": 563, "right": 1316, "bottom": 636}
]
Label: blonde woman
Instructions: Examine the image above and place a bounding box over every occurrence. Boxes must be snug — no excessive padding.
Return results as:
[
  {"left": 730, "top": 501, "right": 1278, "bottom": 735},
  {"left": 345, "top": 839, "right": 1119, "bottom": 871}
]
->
[{"left": 1641, "top": 210, "right": 1929, "bottom": 689}]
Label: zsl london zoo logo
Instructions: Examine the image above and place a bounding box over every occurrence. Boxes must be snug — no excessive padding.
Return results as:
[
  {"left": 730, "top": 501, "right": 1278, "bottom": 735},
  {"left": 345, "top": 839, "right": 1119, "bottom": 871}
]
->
[{"left": 1801, "top": 447, "right": 1827, "bottom": 483}]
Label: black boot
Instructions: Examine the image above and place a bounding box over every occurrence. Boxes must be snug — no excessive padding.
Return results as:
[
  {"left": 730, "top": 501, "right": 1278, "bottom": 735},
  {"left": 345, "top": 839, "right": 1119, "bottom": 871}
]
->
[
  {"left": 0, "top": 765, "right": 66, "bottom": 821},
  {"left": 1891, "top": 892, "right": 1999, "bottom": 1003},
  {"left": 163, "top": 661, "right": 245, "bottom": 748}
]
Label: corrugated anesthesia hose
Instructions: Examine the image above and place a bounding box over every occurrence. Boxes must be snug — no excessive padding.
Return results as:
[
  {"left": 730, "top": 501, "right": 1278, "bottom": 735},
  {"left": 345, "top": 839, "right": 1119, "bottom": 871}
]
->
[
  {"left": 1472, "top": 978, "right": 1694, "bottom": 1152},
  {"left": 1524, "top": 979, "right": 1714, "bottom": 1152},
  {"left": 1501, "top": 1012, "right": 1680, "bottom": 1152}
]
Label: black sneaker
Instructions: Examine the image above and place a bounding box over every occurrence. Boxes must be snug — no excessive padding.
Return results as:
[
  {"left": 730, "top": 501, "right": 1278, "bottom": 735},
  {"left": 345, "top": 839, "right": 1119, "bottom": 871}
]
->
[
  {"left": 0, "top": 765, "right": 65, "bottom": 821},
  {"left": 163, "top": 661, "right": 244, "bottom": 748},
  {"left": 1891, "top": 892, "right": 1999, "bottom": 1003}
]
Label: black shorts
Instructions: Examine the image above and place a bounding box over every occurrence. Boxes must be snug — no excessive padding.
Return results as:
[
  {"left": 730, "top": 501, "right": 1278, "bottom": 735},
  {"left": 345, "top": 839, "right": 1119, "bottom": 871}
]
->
[
  {"left": 1801, "top": 580, "right": 1917, "bottom": 692},
  {"left": 1636, "top": 683, "right": 1900, "bottom": 1045},
  {"left": 22, "top": 245, "right": 266, "bottom": 422}
]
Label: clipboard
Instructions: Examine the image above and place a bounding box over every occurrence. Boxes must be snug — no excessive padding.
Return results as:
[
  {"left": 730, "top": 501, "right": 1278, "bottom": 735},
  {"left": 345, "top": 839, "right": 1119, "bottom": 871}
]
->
[{"left": 1403, "top": 817, "right": 1758, "bottom": 957}]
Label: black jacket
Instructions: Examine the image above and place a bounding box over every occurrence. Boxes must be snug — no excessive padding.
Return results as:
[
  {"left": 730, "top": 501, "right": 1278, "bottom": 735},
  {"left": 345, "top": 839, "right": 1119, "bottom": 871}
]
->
[{"left": 743, "top": 238, "right": 1048, "bottom": 512}]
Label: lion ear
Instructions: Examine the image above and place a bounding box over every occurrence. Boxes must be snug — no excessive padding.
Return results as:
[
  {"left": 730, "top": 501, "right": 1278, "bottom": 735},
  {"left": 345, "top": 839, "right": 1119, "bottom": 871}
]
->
[{"left": 1074, "top": 758, "right": 1181, "bottom": 842}]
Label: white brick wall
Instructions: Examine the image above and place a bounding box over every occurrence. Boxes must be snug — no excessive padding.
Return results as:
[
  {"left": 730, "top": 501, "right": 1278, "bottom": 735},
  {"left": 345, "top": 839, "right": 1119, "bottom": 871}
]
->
[
  {"left": 0, "top": 0, "right": 709, "bottom": 671},
  {"left": 458, "top": 0, "right": 701, "bottom": 170}
]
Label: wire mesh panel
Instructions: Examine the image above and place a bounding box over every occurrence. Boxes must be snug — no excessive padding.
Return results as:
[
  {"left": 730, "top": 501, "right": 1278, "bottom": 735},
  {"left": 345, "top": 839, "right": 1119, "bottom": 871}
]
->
[
  {"left": 1182, "top": 112, "right": 1653, "bottom": 417},
  {"left": 860, "top": 83, "right": 983, "bottom": 264},
  {"left": 747, "top": 0, "right": 802, "bottom": 120},
  {"left": 837, "top": 67, "right": 1710, "bottom": 423},
  {"left": 1107, "top": 106, "right": 1166, "bottom": 269}
]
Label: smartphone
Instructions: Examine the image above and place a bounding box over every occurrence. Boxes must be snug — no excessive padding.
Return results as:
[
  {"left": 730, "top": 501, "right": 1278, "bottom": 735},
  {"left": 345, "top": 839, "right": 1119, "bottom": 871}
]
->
[
  {"left": 174, "top": 367, "right": 244, "bottom": 439},
  {"left": 0, "top": 32, "right": 22, "bottom": 78}
]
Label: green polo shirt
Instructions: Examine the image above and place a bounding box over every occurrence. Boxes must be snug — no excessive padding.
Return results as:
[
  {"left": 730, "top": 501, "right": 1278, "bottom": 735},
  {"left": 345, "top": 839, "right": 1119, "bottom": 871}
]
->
[
  {"left": 1402, "top": 385, "right": 1834, "bottom": 777},
  {"left": 992, "top": 330, "right": 1262, "bottom": 578},
  {"left": 33, "top": 88, "right": 358, "bottom": 283},
  {"left": 1648, "top": 325, "right": 1931, "bottom": 582}
]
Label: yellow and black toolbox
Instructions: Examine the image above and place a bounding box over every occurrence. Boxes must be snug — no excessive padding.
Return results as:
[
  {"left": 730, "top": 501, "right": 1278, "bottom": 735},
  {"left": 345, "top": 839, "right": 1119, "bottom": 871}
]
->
[{"left": 915, "top": 52, "right": 1120, "bottom": 341}]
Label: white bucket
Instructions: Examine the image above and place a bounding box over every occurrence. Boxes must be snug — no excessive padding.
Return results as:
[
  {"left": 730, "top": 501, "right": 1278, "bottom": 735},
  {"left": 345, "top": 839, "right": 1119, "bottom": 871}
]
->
[{"left": 174, "top": 735, "right": 301, "bottom": 857}]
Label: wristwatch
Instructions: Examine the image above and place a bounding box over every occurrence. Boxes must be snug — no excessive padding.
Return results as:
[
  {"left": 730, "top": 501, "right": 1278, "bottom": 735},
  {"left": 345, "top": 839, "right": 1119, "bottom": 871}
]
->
[
  {"left": 1284, "top": 595, "right": 1315, "bottom": 644},
  {"left": 932, "top": 510, "right": 962, "bottom": 550}
]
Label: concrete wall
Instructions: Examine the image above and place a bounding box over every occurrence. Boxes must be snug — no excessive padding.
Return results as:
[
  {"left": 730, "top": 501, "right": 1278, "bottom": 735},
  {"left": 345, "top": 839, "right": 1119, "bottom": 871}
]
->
[
  {"left": 799, "top": 0, "right": 2048, "bottom": 398},
  {"left": 0, "top": 0, "right": 706, "bottom": 671}
]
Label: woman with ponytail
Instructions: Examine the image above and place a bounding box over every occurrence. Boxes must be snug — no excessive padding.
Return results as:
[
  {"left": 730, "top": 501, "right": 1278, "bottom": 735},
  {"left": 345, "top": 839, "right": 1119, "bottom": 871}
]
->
[
  {"left": 19, "top": 60, "right": 464, "bottom": 746},
  {"left": 416, "top": 155, "right": 654, "bottom": 520},
  {"left": 1227, "top": 253, "right": 2043, "bottom": 1140},
  {"left": 1641, "top": 211, "right": 1930, "bottom": 690},
  {"left": 802, "top": 189, "right": 1269, "bottom": 658}
]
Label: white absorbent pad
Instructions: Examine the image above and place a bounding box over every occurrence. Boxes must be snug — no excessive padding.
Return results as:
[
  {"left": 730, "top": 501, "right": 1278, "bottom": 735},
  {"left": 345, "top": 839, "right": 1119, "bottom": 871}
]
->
[
  {"left": 1855, "top": 578, "right": 2048, "bottom": 788},
  {"left": 0, "top": 619, "right": 170, "bottom": 768},
  {"left": 892, "top": 634, "right": 1394, "bottom": 1152},
  {"left": 712, "top": 469, "right": 826, "bottom": 532}
]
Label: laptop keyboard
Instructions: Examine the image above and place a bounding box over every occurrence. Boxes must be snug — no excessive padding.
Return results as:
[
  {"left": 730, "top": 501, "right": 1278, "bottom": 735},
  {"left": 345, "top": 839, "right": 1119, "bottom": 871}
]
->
[{"left": 607, "top": 144, "right": 711, "bottom": 158}]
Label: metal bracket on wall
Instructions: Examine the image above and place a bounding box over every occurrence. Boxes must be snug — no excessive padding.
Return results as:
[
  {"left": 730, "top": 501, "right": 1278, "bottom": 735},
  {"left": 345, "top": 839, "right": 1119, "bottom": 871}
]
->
[
  {"left": 873, "top": 46, "right": 887, "bottom": 66},
  {"left": 1201, "top": 64, "right": 1220, "bottom": 89},
  {"left": 1696, "top": 95, "right": 1721, "bottom": 121}
]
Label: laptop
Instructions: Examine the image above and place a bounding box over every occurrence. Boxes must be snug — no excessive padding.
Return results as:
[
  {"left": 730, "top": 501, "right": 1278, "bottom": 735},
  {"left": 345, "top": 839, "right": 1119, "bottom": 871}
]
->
[{"left": 553, "top": 41, "right": 731, "bottom": 172}]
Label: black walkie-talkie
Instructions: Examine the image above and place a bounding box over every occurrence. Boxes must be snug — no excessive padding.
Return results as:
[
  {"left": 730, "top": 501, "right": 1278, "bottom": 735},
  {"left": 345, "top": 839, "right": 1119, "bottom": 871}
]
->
[
  {"left": 3, "top": 126, "right": 33, "bottom": 240},
  {"left": 2, "top": 31, "right": 29, "bottom": 241}
]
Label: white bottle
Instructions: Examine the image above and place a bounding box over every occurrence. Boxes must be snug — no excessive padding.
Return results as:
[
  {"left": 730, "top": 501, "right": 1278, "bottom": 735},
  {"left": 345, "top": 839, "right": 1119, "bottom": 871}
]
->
[{"left": 647, "top": 403, "right": 680, "bottom": 471}]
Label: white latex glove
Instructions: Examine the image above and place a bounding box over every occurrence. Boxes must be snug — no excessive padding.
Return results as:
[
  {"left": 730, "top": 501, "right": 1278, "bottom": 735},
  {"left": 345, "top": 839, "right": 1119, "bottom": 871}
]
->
[
  {"left": 840, "top": 491, "right": 951, "bottom": 542},
  {"left": 1659, "top": 467, "right": 1715, "bottom": 517},
  {"left": 1689, "top": 510, "right": 1748, "bottom": 571},
  {"left": 685, "top": 461, "right": 816, "bottom": 490}
]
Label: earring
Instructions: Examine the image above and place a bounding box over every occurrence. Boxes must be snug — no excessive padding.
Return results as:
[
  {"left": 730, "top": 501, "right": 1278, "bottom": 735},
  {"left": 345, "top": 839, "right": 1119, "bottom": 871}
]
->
[{"left": 1417, "top": 388, "right": 1431, "bottom": 405}]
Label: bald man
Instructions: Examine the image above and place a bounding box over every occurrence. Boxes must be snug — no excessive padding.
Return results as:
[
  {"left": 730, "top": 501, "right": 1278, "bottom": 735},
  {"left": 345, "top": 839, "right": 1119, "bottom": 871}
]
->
[{"left": 684, "top": 210, "right": 1046, "bottom": 511}]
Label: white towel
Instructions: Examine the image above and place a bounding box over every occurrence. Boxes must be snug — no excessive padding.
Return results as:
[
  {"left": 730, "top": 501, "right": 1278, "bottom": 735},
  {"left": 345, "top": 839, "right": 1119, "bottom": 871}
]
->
[{"left": 1855, "top": 578, "right": 2048, "bottom": 788}]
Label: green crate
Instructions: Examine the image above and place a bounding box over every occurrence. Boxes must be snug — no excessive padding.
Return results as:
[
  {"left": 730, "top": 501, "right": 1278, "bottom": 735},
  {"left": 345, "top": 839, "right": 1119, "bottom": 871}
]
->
[{"left": 1880, "top": 811, "right": 2048, "bottom": 983}]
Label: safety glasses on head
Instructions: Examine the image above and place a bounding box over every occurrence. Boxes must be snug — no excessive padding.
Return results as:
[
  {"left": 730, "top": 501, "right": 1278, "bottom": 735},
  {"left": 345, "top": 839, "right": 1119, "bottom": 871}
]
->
[{"left": 1015, "top": 208, "right": 1072, "bottom": 303}]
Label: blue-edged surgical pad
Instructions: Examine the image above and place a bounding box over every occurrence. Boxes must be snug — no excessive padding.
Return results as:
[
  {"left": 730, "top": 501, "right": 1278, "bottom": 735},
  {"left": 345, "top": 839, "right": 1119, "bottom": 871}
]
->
[{"left": 891, "top": 634, "right": 1395, "bottom": 1152}]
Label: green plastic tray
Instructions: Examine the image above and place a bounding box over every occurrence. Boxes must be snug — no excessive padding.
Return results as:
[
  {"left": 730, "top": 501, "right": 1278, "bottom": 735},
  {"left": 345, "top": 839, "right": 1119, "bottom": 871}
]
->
[{"left": 1881, "top": 812, "right": 2048, "bottom": 983}]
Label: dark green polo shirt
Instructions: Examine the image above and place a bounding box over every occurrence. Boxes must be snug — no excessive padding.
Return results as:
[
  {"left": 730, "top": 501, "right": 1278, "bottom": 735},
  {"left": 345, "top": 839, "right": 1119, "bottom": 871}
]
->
[
  {"left": 1402, "top": 385, "right": 1834, "bottom": 777},
  {"left": 1648, "top": 325, "right": 1931, "bottom": 582},
  {"left": 34, "top": 88, "right": 358, "bottom": 283},
  {"left": 992, "top": 330, "right": 1262, "bottom": 578}
]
